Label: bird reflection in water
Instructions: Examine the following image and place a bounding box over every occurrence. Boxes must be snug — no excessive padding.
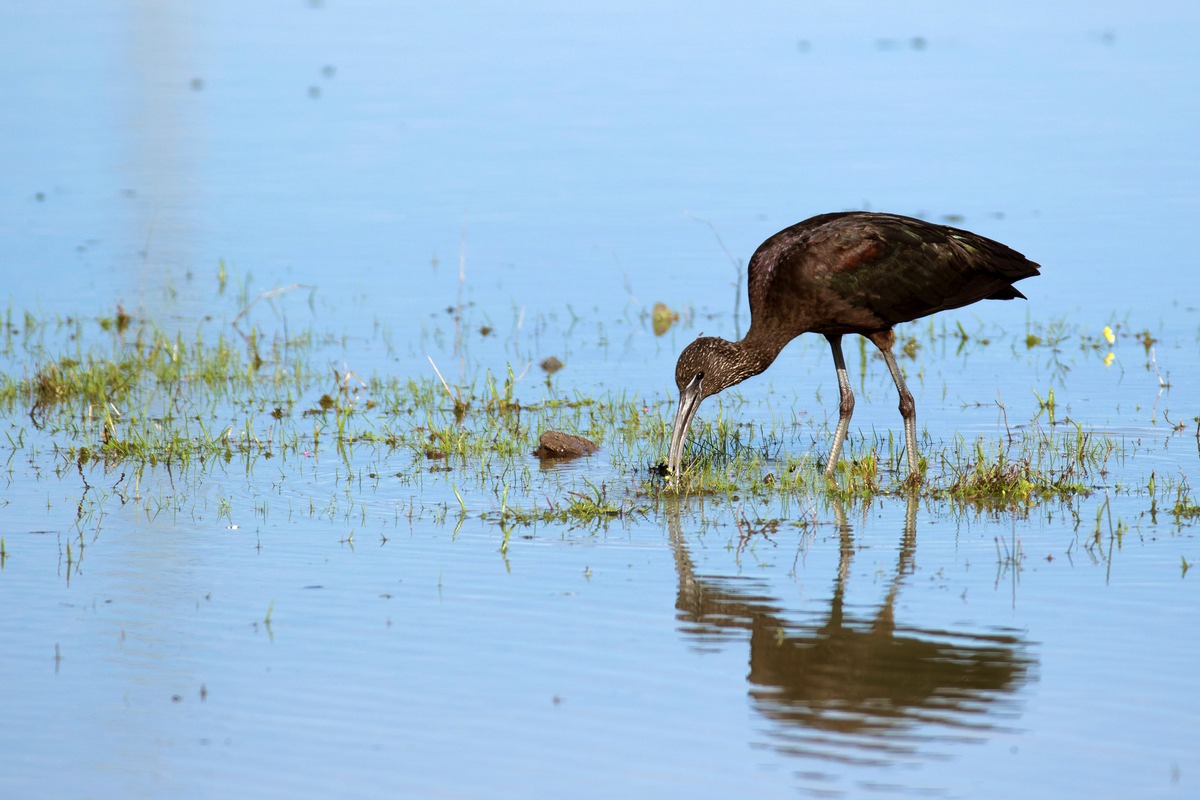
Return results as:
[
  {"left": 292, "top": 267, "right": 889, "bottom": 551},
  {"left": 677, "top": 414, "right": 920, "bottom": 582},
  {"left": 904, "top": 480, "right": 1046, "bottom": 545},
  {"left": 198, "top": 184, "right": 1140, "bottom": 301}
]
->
[{"left": 669, "top": 494, "right": 1033, "bottom": 768}]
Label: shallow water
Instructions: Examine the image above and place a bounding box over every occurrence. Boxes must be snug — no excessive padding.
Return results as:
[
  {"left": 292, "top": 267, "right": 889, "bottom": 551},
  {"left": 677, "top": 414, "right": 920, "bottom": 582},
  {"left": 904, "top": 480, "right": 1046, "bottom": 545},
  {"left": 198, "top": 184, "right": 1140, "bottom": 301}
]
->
[{"left": 3, "top": 2, "right": 1200, "bottom": 798}]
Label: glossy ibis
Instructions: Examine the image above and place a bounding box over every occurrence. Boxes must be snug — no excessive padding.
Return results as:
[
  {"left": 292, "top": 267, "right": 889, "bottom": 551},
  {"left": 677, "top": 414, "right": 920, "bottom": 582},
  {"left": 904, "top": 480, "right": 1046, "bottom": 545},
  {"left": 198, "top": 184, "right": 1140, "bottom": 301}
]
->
[{"left": 667, "top": 211, "right": 1040, "bottom": 480}]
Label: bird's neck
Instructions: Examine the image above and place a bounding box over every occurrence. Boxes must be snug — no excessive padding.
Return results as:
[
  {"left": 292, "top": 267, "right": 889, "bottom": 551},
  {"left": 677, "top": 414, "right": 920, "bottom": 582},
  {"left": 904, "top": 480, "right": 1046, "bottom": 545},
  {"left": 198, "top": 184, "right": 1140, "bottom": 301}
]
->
[{"left": 734, "top": 324, "right": 792, "bottom": 379}]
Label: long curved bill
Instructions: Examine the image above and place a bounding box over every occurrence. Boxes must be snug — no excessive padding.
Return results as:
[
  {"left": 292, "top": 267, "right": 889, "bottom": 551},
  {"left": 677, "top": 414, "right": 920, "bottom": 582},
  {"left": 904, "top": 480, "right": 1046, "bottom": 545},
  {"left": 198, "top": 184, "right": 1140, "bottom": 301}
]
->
[{"left": 667, "top": 375, "right": 704, "bottom": 481}]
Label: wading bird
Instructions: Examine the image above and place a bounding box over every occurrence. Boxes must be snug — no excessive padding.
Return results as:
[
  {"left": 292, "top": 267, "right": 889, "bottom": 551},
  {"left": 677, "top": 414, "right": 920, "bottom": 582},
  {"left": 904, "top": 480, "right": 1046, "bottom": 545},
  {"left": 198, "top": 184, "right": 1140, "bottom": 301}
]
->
[{"left": 667, "top": 211, "right": 1040, "bottom": 481}]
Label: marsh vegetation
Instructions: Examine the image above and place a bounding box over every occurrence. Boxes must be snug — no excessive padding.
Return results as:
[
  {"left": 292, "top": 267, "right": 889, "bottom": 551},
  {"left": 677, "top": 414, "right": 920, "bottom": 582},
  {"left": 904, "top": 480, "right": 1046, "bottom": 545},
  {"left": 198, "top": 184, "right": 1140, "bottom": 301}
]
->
[{"left": 3, "top": 269, "right": 1195, "bottom": 564}]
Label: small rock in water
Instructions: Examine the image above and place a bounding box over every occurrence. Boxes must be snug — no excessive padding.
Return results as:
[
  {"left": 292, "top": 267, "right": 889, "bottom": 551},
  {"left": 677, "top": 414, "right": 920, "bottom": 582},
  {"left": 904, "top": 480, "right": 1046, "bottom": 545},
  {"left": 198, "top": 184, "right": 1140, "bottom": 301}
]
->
[{"left": 532, "top": 430, "right": 599, "bottom": 459}]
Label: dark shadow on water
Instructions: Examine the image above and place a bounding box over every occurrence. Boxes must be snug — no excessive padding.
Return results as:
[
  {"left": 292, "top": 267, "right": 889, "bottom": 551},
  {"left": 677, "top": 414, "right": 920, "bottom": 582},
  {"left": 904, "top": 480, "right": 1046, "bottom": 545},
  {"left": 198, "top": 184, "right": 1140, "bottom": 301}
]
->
[{"left": 668, "top": 494, "right": 1035, "bottom": 771}]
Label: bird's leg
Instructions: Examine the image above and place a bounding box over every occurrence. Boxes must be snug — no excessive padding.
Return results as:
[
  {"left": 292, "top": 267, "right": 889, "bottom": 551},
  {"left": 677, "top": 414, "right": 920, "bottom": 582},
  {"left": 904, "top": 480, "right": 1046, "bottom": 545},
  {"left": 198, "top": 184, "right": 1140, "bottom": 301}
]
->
[
  {"left": 824, "top": 334, "right": 854, "bottom": 476},
  {"left": 869, "top": 331, "right": 920, "bottom": 477}
]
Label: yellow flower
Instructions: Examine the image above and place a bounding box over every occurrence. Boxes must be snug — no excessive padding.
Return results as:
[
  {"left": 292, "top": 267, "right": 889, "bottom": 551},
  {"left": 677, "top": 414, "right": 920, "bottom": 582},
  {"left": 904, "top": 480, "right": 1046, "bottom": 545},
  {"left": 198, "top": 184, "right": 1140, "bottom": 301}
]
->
[
  {"left": 1103, "top": 325, "right": 1115, "bottom": 344},
  {"left": 1104, "top": 351, "right": 1115, "bottom": 367}
]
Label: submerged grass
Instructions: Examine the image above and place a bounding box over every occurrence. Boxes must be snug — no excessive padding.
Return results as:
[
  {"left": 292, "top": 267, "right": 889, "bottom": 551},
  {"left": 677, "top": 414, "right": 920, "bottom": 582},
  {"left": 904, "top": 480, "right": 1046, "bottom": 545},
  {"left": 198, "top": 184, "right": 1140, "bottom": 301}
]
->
[
  {"left": 660, "top": 416, "right": 1109, "bottom": 512},
  {"left": 0, "top": 294, "right": 1190, "bottom": 547}
]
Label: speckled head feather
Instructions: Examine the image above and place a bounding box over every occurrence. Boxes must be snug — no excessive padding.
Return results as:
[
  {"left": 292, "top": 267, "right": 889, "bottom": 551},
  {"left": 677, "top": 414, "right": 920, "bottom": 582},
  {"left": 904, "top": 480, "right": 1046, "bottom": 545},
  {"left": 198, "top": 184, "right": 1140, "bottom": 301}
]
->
[{"left": 673, "top": 336, "right": 759, "bottom": 399}]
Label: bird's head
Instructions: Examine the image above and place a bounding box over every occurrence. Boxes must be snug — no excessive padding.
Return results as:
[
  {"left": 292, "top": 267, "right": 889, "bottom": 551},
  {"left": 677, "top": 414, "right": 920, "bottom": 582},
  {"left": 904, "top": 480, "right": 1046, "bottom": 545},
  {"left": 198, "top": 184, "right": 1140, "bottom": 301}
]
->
[
  {"left": 667, "top": 336, "right": 745, "bottom": 479},
  {"left": 673, "top": 336, "right": 746, "bottom": 398}
]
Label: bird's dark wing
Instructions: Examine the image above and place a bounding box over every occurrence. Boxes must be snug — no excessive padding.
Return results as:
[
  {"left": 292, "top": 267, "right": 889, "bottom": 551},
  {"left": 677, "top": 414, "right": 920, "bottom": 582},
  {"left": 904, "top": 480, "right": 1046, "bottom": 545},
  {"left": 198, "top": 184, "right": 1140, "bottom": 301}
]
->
[{"left": 747, "top": 212, "right": 1041, "bottom": 334}]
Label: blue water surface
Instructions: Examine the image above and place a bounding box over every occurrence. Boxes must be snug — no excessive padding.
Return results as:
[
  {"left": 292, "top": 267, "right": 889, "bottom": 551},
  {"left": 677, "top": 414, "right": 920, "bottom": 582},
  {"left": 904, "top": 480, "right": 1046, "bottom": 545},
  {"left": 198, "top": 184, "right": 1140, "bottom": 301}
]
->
[{"left": 2, "top": 2, "right": 1199, "bottom": 798}]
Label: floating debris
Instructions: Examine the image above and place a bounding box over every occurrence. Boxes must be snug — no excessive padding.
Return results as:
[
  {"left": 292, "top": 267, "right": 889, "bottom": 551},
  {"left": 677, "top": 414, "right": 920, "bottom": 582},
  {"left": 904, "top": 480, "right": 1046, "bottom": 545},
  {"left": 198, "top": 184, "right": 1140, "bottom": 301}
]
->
[{"left": 651, "top": 302, "right": 678, "bottom": 336}]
